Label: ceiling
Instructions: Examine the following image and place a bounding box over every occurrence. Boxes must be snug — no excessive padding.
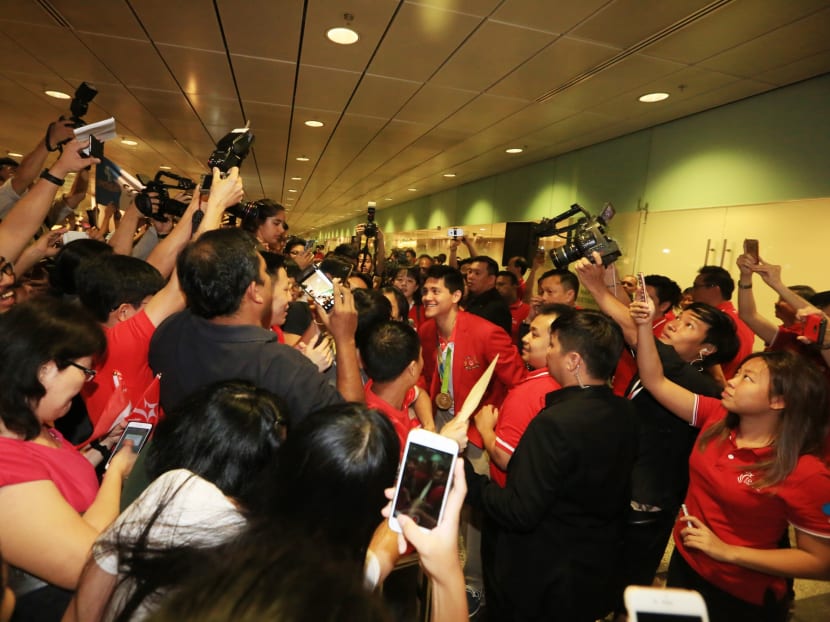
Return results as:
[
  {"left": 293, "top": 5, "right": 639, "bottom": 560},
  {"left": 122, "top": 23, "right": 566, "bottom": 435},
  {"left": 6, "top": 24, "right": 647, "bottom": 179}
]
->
[{"left": 1, "top": 0, "right": 829, "bottom": 234}]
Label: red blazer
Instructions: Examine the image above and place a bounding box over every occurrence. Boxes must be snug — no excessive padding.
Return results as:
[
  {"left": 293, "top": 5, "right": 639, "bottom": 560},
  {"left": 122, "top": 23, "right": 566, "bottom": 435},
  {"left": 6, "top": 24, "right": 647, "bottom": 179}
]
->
[{"left": 419, "top": 310, "right": 527, "bottom": 448}]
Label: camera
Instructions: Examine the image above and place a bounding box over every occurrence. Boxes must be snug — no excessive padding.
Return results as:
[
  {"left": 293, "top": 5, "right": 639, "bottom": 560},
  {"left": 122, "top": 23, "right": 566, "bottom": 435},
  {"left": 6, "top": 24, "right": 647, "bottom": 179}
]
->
[
  {"left": 363, "top": 203, "right": 378, "bottom": 238},
  {"left": 535, "top": 203, "right": 621, "bottom": 268},
  {"left": 68, "top": 82, "right": 98, "bottom": 127},
  {"left": 134, "top": 171, "right": 196, "bottom": 222}
]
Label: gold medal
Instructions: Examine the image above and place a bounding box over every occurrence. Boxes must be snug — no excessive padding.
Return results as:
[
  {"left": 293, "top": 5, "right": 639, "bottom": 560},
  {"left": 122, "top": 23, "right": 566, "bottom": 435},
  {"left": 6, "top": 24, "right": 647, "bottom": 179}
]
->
[{"left": 435, "top": 392, "right": 453, "bottom": 410}]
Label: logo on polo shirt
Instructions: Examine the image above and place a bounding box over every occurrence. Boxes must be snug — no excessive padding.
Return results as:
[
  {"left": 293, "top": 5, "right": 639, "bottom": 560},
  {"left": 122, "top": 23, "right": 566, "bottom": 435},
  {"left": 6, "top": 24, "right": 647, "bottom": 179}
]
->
[
  {"left": 737, "top": 471, "right": 755, "bottom": 486},
  {"left": 463, "top": 355, "right": 481, "bottom": 371}
]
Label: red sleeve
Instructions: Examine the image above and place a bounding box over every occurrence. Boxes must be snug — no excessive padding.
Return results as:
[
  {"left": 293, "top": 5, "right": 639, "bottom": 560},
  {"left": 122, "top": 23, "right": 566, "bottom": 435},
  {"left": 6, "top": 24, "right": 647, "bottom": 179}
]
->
[
  {"left": 693, "top": 394, "right": 726, "bottom": 429},
  {"left": 778, "top": 457, "right": 830, "bottom": 538}
]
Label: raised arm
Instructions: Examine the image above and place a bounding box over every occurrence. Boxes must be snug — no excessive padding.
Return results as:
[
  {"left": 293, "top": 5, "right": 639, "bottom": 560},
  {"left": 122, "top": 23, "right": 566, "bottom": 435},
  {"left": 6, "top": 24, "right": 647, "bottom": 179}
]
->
[
  {"left": 630, "top": 298, "right": 697, "bottom": 422},
  {"left": 317, "top": 279, "right": 364, "bottom": 403},
  {"left": 735, "top": 253, "right": 778, "bottom": 344},
  {"left": 574, "top": 253, "right": 638, "bottom": 346},
  {"left": 0, "top": 140, "right": 96, "bottom": 264},
  {"left": 107, "top": 198, "right": 143, "bottom": 256},
  {"left": 751, "top": 258, "right": 814, "bottom": 314},
  {"left": 9, "top": 117, "right": 75, "bottom": 196}
]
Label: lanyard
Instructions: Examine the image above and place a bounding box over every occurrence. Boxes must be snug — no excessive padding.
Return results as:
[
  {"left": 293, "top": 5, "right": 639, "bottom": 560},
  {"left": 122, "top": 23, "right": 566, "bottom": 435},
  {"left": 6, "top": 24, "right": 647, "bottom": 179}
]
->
[{"left": 439, "top": 345, "right": 453, "bottom": 394}]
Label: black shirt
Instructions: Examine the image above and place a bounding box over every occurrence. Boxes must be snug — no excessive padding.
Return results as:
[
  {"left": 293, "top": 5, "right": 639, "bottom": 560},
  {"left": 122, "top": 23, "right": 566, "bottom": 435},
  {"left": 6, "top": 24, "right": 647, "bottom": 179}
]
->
[{"left": 462, "top": 287, "right": 512, "bottom": 336}]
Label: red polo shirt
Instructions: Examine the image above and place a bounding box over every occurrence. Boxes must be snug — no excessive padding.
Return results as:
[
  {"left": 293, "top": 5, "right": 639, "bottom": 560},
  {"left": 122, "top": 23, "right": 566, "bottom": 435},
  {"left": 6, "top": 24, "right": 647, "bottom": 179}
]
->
[{"left": 365, "top": 380, "right": 420, "bottom": 459}]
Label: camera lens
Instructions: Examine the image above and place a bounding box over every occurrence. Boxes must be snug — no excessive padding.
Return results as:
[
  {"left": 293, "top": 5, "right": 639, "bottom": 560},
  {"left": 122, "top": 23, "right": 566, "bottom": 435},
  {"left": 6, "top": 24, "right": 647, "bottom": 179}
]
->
[{"left": 550, "top": 244, "right": 581, "bottom": 269}]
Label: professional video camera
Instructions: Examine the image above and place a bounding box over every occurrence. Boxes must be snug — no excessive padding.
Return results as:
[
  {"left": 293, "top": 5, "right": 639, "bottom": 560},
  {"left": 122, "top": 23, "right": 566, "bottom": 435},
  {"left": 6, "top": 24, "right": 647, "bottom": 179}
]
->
[
  {"left": 533, "top": 203, "right": 621, "bottom": 268},
  {"left": 134, "top": 171, "right": 197, "bottom": 222},
  {"left": 67, "top": 82, "right": 98, "bottom": 127},
  {"left": 363, "top": 203, "right": 378, "bottom": 238}
]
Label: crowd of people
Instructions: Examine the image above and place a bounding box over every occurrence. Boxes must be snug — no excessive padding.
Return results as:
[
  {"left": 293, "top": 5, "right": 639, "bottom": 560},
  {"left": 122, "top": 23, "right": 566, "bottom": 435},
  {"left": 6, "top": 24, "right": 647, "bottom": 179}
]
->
[{"left": 1, "top": 116, "right": 829, "bottom": 622}]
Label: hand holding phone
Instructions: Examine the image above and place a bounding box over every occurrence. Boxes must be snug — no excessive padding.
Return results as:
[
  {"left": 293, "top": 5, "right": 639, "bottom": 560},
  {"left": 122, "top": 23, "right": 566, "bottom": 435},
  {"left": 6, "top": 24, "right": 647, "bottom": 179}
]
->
[
  {"left": 636, "top": 272, "right": 648, "bottom": 303},
  {"left": 743, "top": 239, "right": 759, "bottom": 263},
  {"left": 624, "top": 586, "right": 709, "bottom": 621},
  {"left": 298, "top": 265, "right": 336, "bottom": 312},
  {"left": 803, "top": 313, "right": 827, "bottom": 346},
  {"left": 447, "top": 227, "right": 463, "bottom": 239},
  {"left": 105, "top": 421, "right": 153, "bottom": 470},
  {"left": 389, "top": 429, "right": 458, "bottom": 533}
]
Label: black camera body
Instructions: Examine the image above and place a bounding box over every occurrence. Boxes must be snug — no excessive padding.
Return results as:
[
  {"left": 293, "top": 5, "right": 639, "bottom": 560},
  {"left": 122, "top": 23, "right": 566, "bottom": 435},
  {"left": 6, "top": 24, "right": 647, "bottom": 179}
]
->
[
  {"left": 535, "top": 203, "right": 621, "bottom": 268},
  {"left": 363, "top": 205, "right": 377, "bottom": 238},
  {"left": 67, "top": 82, "right": 98, "bottom": 127},
  {"left": 207, "top": 127, "right": 255, "bottom": 172},
  {"left": 135, "top": 171, "right": 196, "bottom": 222}
]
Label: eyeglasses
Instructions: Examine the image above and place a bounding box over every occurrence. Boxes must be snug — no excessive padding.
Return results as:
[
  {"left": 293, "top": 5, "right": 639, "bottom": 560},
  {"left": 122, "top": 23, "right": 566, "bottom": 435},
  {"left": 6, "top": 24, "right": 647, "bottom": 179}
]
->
[
  {"left": 64, "top": 360, "right": 97, "bottom": 382},
  {"left": 692, "top": 282, "right": 717, "bottom": 290},
  {"left": 0, "top": 257, "right": 14, "bottom": 278}
]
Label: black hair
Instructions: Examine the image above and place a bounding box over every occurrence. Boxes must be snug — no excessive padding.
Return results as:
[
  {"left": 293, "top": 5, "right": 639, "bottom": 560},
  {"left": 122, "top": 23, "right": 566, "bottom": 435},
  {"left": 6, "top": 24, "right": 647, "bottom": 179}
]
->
[
  {"left": 507, "top": 256, "right": 529, "bottom": 275},
  {"left": 697, "top": 265, "right": 735, "bottom": 300},
  {"left": 253, "top": 403, "right": 400, "bottom": 564},
  {"left": 178, "top": 228, "right": 262, "bottom": 319},
  {"left": 333, "top": 244, "right": 359, "bottom": 262},
  {"left": 319, "top": 256, "right": 354, "bottom": 281},
  {"left": 362, "top": 320, "right": 421, "bottom": 383},
  {"left": 353, "top": 288, "right": 392, "bottom": 351},
  {"left": 537, "top": 303, "right": 576, "bottom": 321},
  {"left": 76, "top": 255, "right": 164, "bottom": 322},
  {"left": 48, "top": 238, "right": 113, "bottom": 296},
  {"left": 381, "top": 285, "right": 409, "bottom": 322},
  {"left": 145, "top": 536, "right": 392, "bottom": 622},
  {"left": 239, "top": 199, "right": 285, "bottom": 235},
  {"left": 497, "top": 270, "right": 518, "bottom": 287},
  {"left": 789, "top": 285, "right": 816, "bottom": 301},
  {"left": 539, "top": 268, "right": 580, "bottom": 298},
  {"left": 683, "top": 302, "right": 740, "bottom": 366},
  {"left": 550, "top": 309, "right": 623, "bottom": 381},
  {"left": 457, "top": 257, "right": 473, "bottom": 269},
  {"left": 283, "top": 258, "right": 302, "bottom": 281},
  {"left": 470, "top": 255, "right": 498, "bottom": 276},
  {"left": 644, "top": 274, "right": 682, "bottom": 308},
  {"left": 810, "top": 290, "right": 830, "bottom": 311},
  {"left": 0, "top": 298, "right": 105, "bottom": 439},
  {"left": 349, "top": 271, "right": 373, "bottom": 289},
  {"left": 259, "top": 250, "right": 285, "bottom": 277},
  {"left": 145, "top": 380, "right": 286, "bottom": 508},
  {"left": 425, "top": 265, "right": 465, "bottom": 295},
  {"left": 283, "top": 236, "right": 306, "bottom": 255}
]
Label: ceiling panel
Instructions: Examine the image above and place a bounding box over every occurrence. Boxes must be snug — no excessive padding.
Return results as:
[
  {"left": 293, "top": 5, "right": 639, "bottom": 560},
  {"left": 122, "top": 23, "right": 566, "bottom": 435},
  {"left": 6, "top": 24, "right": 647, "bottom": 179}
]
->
[{"left": 0, "top": 0, "right": 827, "bottom": 234}]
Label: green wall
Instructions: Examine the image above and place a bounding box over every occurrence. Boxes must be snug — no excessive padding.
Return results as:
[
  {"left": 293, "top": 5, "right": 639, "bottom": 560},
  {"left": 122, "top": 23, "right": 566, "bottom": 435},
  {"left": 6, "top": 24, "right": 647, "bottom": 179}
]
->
[{"left": 318, "top": 73, "right": 830, "bottom": 238}]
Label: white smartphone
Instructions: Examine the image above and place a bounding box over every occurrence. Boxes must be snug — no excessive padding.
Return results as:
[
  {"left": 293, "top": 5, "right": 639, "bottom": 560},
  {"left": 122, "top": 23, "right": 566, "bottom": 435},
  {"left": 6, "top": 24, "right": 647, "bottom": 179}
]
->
[
  {"left": 105, "top": 421, "right": 153, "bottom": 470},
  {"left": 388, "top": 429, "right": 458, "bottom": 533},
  {"left": 297, "top": 265, "right": 336, "bottom": 312},
  {"left": 624, "top": 586, "right": 710, "bottom": 622},
  {"left": 447, "top": 227, "right": 463, "bottom": 238}
]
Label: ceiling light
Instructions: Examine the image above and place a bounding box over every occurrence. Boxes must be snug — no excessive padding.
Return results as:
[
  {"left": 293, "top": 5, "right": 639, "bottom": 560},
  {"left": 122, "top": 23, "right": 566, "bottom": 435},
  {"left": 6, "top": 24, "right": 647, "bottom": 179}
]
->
[
  {"left": 384, "top": 197, "right": 392, "bottom": 201},
  {"left": 45, "top": 90, "right": 70, "bottom": 99},
  {"left": 304, "top": 120, "right": 324, "bottom": 128},
  {"left": 296, "top": 156, "right": 310, "bottom": 162},
  {"left": 639, "top": 92, "right": 669, "bottom": 103},
  {"left": 407, "top": 188, "right": 417, "bottom": 192},
  {"left": 121, "top": 139, "right": 138, "bottom": 146},
  {"left": 291, "top": 177, "right": 302, "bottom": 181},
  {"left": 327, "top": 27, "right": 358, "bottom": 45},
  {"left": 288, "top": 189, "right": 297, "bottom": 193},
  {"left": 159, "top": 165, "right": 172, "bottom": 170},
  {"left": 443, "top": 173, "right": 456, "bottom": 178},
  {"left": 505, "top": 147, "right": 523, "bottom": 154},
  {"left": 7, "top": 152, "right": 22, "bottom": 158}
]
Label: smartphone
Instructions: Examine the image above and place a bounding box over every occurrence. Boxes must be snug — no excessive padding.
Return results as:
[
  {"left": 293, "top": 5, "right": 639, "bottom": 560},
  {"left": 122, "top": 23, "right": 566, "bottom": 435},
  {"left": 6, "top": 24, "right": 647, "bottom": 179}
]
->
[
  {"left": 297, "top": 265, "right": 336, "bottom": 312},
  {"left": 304, "top": 238, "right": 316, "bottom": 252},
  {"left": 200, "top": 173, "right": 213, "bottom": 194},
  {"left": 743, "top": 238, "right": 759, "bottom": 263},
  {"left": 89, "top": 135, "right": 104, "bottom": 159},
  {"left": 389, "top": 429, "right": 458, "bottom": 533},
  {"left": 803, "top": 313, "right": 827, "bottom": 345},
  {"left": 62, "top": 231, "right": 90, "bottom": 245},
  {"left": 637, "top": 272, "right": 648, "bottom": 303},
  {"left": 105, "top": 421, "right": 153, "bottom": 470},
  {"left": 448, "top": 227, "right": 463, "bottom": 238},
  {"left": 624, "top": 586, "right": 709, "bottom": 622}
]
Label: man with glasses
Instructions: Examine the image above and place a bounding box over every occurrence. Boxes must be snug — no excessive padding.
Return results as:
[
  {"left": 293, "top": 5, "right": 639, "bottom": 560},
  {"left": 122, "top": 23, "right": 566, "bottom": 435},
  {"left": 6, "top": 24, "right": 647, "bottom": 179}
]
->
[{"left": 691, "top": 265, "right": 755, "bottom": 379}]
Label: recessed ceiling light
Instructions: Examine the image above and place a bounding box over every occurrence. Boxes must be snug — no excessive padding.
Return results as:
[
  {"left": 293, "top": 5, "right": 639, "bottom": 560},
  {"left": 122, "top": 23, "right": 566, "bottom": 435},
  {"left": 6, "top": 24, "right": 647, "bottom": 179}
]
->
[
  {"left": 291, "top": 177, "right": 302, "bottom": 181},
  {"left": 159, "top": 165, "right": 172, "bottom": 170},
  {"left": 326, "top": 27, "right": 359, "bottom": 45},
  {"left": 407, "top": 188, "right": 417, "bottom": 192},
  {"left": 505, "top": 147, "right": 523, "bottom": 154},
  {"left": 443, "top": 173, "right": 456, "bottom": 178},
  {"left": 296, "top": 156, "right": 310, "bottom": 162},
  {"left": 7, "top": 152, "right": 22, "bottom": 158},
  {"left": 304, "top": 120, "right": 324, "bottom": 128},
  {"left": 384, "top": 197, "right": 392, "bottom": 201},
  {"left": 45, "top": 90, "right": 70, "bottom": 99},
  {"left": 121, "top": 139, "right": 138, "bottom": 146},
  {"left": 639, "top": 92, "right": 670, "bottom": 103},
  {"left": 288, "top": 189, "right": 297, "bottom": 193}
]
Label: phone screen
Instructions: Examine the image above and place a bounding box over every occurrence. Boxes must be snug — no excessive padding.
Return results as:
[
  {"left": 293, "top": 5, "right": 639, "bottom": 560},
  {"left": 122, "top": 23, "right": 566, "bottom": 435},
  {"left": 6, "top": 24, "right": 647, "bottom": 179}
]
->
[
  {"left": 392, "top": 442, "right": 455, "bottom": 530},
  {"left": 743, "top": 238, "right": 759, "bottom": 262},
  {"left": 638, "top": 615, "right": 703, "bottom": 622},
  {"left": 299, "top": 268, "right": 335, "bottom": 311},
  {"left": 89, "top": 135, "right": 104, "bottom": 159}
]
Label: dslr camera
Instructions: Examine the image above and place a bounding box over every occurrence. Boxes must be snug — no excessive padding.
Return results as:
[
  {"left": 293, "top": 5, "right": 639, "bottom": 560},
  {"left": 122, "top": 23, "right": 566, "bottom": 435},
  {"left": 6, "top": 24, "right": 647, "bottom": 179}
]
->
[
  {"left": 202, "top": 125, "right": 255, "bottom": 191},
  {"left": 135, "top": 171, "right": 196, "bottom": 222},
  {"left": 66, "top": 82, "right": 98, "bottom": 127},
  {"left": 535, "top": 203, "right": 621, "bottom": 268},
  {"left": 363, "top": 203, "right": 378, "bottom": 238}
]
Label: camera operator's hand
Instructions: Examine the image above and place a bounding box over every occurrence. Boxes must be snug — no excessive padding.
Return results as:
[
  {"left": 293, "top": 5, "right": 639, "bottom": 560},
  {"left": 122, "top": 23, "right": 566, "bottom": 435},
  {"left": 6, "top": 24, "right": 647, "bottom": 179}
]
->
[
  {"left": 46, "top": 117, "right": 75, "bottom": 150},
  {"left": 736, "top": 253, "right": 755, "bottom": 278},
  {"left": 750, "top": 259, "right": 783, "bottom": 289},
  {"left": 573, "top": 254, "right": 606, "bottom": 292},
  {"left": 206, "top": 166, "right": 244, "bottom": 212},
  {"left": 48, "top": 139, "right": 98, "bottom": 178}
]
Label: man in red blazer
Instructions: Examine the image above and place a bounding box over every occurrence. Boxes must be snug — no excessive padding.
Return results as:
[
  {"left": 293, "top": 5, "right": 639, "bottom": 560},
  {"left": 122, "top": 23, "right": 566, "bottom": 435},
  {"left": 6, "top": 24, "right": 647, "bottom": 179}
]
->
[{"left": 418, "top": 264, "right": 526, "bottom": 613}]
